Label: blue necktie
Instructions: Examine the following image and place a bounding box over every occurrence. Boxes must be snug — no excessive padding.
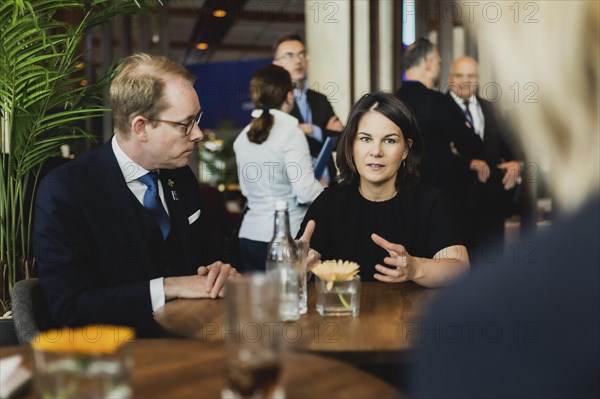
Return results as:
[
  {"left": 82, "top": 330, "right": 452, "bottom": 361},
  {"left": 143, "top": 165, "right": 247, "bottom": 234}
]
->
[
  {"left": 138, "top": 172, "right": 170, "bottom": 240},
  {"left": 463, "top": 99, "right": 474, "bottom": 125}
]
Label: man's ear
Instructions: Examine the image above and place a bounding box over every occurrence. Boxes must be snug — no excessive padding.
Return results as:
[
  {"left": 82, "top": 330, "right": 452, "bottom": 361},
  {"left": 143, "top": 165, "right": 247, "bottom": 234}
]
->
[
  {"left": 424, "top": 55, "right": 433, "bottom": 72},
  {"left": 131, "top": 116, "right": 148, "bottom": 141}
]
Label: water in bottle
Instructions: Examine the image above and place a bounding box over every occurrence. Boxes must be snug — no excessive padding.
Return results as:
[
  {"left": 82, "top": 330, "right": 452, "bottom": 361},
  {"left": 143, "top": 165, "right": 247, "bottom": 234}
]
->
[{"left": 265, "top": 201, "right": 301, "bottom": 321}]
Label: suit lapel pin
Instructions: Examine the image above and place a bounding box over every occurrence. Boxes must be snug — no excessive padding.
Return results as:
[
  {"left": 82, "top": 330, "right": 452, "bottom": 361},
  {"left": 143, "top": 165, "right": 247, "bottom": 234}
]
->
[{"left": 166, "top": 179, "right": 178, "bottom": 200}]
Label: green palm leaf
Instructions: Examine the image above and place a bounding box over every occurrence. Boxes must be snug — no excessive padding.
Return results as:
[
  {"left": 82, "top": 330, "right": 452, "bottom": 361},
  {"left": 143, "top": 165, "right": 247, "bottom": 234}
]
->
[{"left": 1, "top": 0, "right": 156, "bottom": 309}]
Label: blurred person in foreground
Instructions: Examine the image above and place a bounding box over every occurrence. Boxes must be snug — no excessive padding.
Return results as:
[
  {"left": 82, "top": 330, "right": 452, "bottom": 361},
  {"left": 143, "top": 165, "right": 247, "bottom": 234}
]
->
[
  {"left": 34, "top": 53, "right": 241, "bottom": 337},
  {"left": 411, "top": 2, "right": 599, "bottom": 397},
  {"left": 298, "top": 92, "right": 469, "bottom": 287},
  {"left": 234, "top": 65, "right": 323, "bottom": 272}
]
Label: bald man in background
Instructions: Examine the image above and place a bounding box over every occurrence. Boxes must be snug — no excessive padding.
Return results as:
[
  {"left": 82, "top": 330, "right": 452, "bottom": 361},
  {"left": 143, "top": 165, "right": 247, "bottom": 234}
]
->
[{"left": 447, "top": 56, "right": 522, "bottom": 263}]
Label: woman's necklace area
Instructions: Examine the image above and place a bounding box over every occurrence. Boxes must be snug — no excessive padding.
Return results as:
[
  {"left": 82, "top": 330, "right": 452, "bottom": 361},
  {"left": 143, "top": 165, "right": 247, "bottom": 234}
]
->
[{"left": 358, "top": 185, "right": 398, "bottom": 202}]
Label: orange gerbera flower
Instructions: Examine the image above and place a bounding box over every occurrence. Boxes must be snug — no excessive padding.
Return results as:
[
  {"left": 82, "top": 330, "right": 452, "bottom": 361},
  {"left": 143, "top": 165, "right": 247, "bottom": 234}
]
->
[{"left": 32, "top": 325, "right": 135, "bottom": 355}]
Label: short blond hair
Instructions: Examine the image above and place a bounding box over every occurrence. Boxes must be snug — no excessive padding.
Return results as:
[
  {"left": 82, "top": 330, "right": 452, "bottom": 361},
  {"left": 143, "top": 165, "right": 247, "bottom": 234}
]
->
[
  {"left": 109, "top": 53, "right": 196, "bottom": 137},
  {"left": 472, "top": 1, "right": 599, "bottom": 213}
]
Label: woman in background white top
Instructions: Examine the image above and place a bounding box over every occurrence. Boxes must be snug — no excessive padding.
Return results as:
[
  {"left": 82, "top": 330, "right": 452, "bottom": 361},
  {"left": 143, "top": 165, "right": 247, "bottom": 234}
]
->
[{"left": 234, "top": 65, "right": 323, "bottom": 272}]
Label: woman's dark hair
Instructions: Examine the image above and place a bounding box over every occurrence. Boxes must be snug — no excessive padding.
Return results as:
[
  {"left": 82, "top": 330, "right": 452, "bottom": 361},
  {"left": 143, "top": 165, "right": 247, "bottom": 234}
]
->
[
  {"left": 247, "top": 65, "right": 293, "bottom": 144},
  {"left": 336, "top": 91, "right": 423, "bottom": 191}
]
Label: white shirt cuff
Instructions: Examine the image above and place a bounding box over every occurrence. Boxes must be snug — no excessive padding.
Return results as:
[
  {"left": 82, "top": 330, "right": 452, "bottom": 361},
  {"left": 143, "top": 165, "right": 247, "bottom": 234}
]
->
[{"left": 150, "top": 277, "right": 166, "bottom": 311}]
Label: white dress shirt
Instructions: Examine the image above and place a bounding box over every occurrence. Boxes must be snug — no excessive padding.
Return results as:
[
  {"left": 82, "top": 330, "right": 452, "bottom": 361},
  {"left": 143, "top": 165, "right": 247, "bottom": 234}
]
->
[
  {"left": 450, "top": 92, "right": 486, "bottom": 139},
  {"left": 234, "top": 109, "right": 323, "bottom": 242},
  {"left": 111, "top": 136, "right": 167, "bottom": 311}
]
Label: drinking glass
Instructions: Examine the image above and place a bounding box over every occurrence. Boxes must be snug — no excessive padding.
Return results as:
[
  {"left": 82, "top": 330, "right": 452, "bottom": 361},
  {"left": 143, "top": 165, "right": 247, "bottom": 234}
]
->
[
  {"left": 222, "top": 273, "right": 284, "bottom": 399},
  {"left": 34, "top": 345, "right": 133, "bottom": 399}
]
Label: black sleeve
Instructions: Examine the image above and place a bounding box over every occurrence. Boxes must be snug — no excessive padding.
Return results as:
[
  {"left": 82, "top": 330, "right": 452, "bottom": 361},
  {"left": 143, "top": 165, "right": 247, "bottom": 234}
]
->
[
  {"left": 296, "top": 189, "right": 332, "bottom": 256},
  {"left": 496, "top": 118, "right": 520, "bottom": 163},
  {"left": 425, "top": 191, "right": 464, "bottom": 258},
  {"left": 310, "top": 91, "right": 336, "bottom": 130},
  {"left": 481, "top": 99, "right": 520, "bottom": 162},
  {"left": 436, "top": 94, "right": 483, "bottom": 161}
]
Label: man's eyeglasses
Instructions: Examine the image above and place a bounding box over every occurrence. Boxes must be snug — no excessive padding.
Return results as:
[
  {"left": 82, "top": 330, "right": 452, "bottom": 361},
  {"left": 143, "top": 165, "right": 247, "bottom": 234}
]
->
[
  {"left": 275, "top": 51, "right": 308, "bottom": 62},
  {"left": 146, "top": 111, "right": 203, "bottom": 136}
]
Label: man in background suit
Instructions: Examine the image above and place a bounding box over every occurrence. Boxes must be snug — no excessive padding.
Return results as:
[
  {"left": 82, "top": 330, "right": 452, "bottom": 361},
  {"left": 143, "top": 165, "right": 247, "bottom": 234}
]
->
[
  {"left": 447, "top": 56, "right": 521, "bottom": 262},
  {"left": 34, "top": 53, "right": 240, "bottom": 337},
  {"left": 396, "top": 39, "right": 483, "bottom": 232},
  {"left": 273, "top": 32, "right": 344, "bottom": 182}
]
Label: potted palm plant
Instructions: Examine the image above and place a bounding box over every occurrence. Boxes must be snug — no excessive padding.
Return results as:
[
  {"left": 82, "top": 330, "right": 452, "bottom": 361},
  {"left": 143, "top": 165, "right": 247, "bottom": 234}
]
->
[{"left": 0, "top": 0, "right": 154, "bottom": 344}]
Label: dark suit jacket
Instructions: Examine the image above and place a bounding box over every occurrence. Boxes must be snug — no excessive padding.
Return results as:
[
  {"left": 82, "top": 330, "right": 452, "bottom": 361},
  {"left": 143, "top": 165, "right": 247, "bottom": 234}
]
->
[
  {"left": 476, "top": 97, "right": 516, "bottom": 170},
  {"left": 411, "top": 197, "right": 600, "bottom": 398},
  {"left": 396, "top": 81, "right": 483, "bottom": 208},
  {"left": 447, "top": 94, "right": 516, "bottom": 185},
  {"left": 446, "top": 94, "right": 519, "bottom": 240},
  {"left": 34, "top": 140, "right": 220, "bottom": 337},
  {"left": 290, "top": 89, "right": 339, "bottom": 178}
]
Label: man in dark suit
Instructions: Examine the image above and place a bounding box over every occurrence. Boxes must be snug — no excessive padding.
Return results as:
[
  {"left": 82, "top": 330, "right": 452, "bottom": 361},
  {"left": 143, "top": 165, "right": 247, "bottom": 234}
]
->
[
  {"left": 34, "top": 53, "right": 240, "bottom": 337},
  {"left": 272, "top": 32, "right": 343, "bottom": 182},
  {"left": 395, "top": 38, "right": 483, "bottom": 240},
  {"left": 446, "top": 56, "right": 521, "bottom": 262}
]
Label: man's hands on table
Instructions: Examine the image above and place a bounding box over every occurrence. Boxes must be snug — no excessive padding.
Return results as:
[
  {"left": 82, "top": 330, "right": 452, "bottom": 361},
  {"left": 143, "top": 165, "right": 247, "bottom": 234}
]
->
[
  {"left": 164, "top": 220, "right": 319, "bottom": 302},
  {"left": 164, "top": 262, "right": 240, "bottom": 300}
]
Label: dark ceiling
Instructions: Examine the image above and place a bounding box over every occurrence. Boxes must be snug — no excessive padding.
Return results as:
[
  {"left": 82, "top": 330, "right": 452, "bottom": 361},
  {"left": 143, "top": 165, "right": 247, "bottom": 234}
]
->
[{"left": 123, "top": 0, "right": 306, "bottom": 65}]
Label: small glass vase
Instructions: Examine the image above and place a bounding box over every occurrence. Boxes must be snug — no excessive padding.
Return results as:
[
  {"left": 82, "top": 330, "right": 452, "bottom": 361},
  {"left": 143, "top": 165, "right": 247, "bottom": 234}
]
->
[
  {"left": 34, "top": 345, "right": 133, "bottom": 399},
  {"left": 315, "top": 275, "right": 361, "bottom": 317}
]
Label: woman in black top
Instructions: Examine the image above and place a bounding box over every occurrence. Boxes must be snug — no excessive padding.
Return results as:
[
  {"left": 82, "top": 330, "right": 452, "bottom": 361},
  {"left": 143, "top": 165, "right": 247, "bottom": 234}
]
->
[{"left": 298, "top": 92, "right": 469, "bottom": 287}]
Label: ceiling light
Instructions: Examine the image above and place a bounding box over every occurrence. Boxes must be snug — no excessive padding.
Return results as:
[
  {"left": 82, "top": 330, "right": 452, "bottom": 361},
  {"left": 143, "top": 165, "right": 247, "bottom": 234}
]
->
[
  {"left": 196, "top": 42, "right": 209, "bottom": 50},
  {"left": 212, "top": 9, "right": 227, "bottom": 18}
]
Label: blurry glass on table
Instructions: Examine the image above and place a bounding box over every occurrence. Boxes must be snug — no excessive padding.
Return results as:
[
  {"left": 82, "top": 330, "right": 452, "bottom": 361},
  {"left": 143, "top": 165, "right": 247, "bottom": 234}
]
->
[
  {"left": 223, "top": 273, "right": 284, "bottom": 399},
  {"left": 32, "top": 325, "right": 134, "bottom": 399}
]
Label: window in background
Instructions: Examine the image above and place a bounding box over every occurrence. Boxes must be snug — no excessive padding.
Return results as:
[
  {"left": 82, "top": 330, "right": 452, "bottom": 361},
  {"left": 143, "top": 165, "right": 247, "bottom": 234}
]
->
[{"left": 402, "top": 0, "right": 416, "bottom": 47}]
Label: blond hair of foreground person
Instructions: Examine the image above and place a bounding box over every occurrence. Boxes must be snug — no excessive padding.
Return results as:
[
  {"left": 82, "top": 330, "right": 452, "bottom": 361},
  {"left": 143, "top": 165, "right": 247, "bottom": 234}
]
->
[{"left": 478, "top": 2, "right": 599, "bottom": 211}]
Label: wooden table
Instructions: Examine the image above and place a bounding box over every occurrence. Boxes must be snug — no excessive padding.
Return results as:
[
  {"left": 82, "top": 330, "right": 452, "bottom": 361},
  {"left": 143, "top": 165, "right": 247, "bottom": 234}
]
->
[
  {"left": 155, "top": 282, "right": 440, "bottom": 364},
  {"left": 1, "top": 339, "right": 401, "bottom": 398}
]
